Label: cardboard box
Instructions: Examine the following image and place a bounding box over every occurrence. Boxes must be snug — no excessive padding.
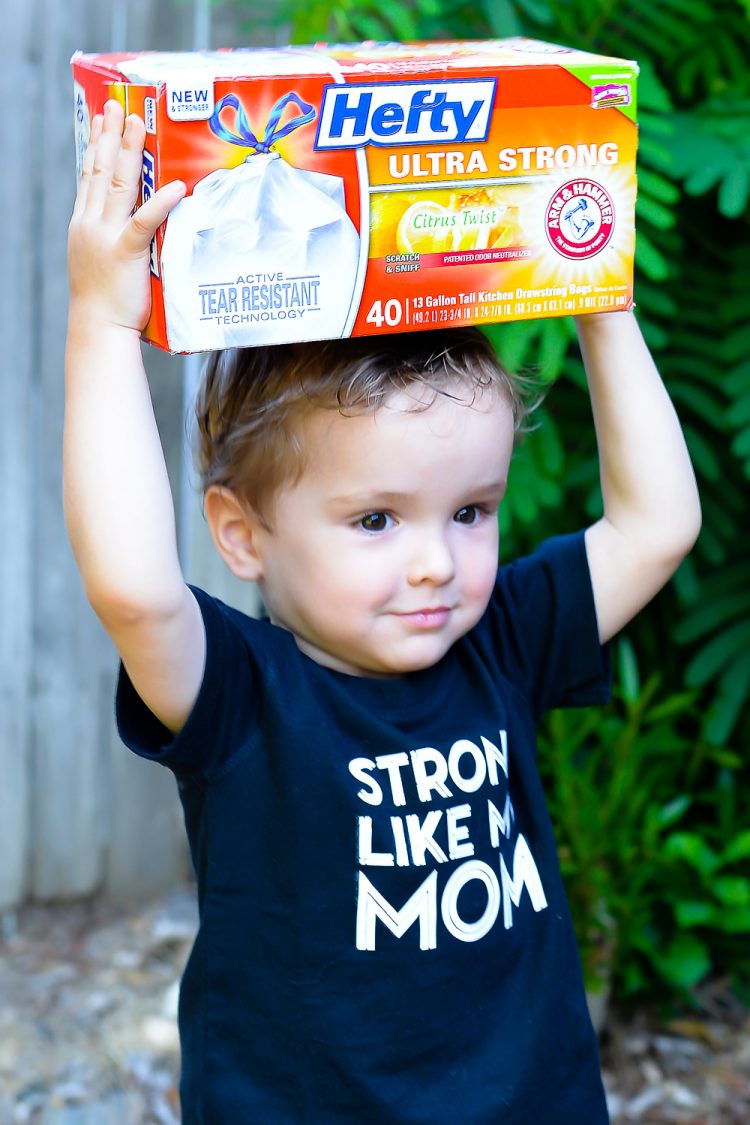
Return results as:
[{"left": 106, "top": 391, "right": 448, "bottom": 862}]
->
[{"left": 71, "top": 40, "right": 639, "bottom": 353}]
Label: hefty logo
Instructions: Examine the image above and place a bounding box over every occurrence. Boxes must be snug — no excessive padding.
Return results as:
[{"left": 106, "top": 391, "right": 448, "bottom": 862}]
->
[
  {"left": 141, "top": 149, "right": 159, "bottom": 278},
  {"left": 315, "top": 79, "right": 496, "bottom": 149}
]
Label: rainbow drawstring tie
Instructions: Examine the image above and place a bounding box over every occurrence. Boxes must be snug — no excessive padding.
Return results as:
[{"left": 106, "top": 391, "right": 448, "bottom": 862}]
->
[{"left": 208, "top": 91, "right": 316, "bottom": 154}]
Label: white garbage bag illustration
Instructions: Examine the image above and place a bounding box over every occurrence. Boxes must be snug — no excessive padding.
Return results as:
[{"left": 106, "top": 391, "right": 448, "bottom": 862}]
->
[{"left": 160, "top": 91, "right": 361, "bottom": 351}]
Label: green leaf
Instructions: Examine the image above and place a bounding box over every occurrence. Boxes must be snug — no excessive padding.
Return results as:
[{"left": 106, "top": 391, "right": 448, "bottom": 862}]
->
[
  {"left": 664, "top": 832, "right": 720, "bottom": 875},
  {"left": 536, "top": 320, "right": 571, "bottom": 380},
  {"left": 636, "top": 167, "right": 680, "bottom": 206},
  {"left": 723, "top": 328, "right": 750, "bottom": 366},
  {"left": 636, "top": 192, "right": 676, "bottom": 230},
  {"left": 703, "top": 654, "right": 750, "bottom": 745},
  {"left": 634, "top": 281, "right": 677, "bottom": 319},
  {"left": 658, "top": 934, "right": 712, "bottom": 989},
  {"left": 686, "top": 620, "right": 750, "bottom": 685},
  {"left": 639, "top": 110, "right": 674, "bottom": 139},
  {"left": 718, "top": 164, "right": 750, "bottom": 219},
  {"left": 671, "top": 555, "right": 701, "bottom": 604},
  {"left": 706, "top": 748, "right": 744, "bottom": 770},
  {"left": 719, "top": 907, "right": 750, "bottom": 934},
  {"left": 380, "top": 5, "right": 421, "bottom": 40},
  {"left": 486, "top": 321, "right": 538, "bottom": 373},
  {"left": 723, "top": 831, "right": 750, "bottom": 865},
  {"left": 635, "top": 231, "right": 671, "bottom": 281},
  {"left": 667, "top": 102, "right": 750, "bottom": 214},
  {"left": 668, "top": 381, "right": 727, "bottom": 430},
  {"left": 479, "top": 0, "right": 523, "bottom": 36},
  {"left": 617, "top": 636, "right": 640, "bottom": 703},
  {"left": 684, "top": 162, "right": 723, "bottom": 196},
  {"left": 727, "top": 394, "right": 750, "bottom": 427},
  {"left": 645, "top": 694, "right": 696, "bottom": 723},
  {"left": 639, "top": 317, "right": 668, "bottom": 351},
  {"left": 516, "top": 0, "right": 555, "bottom": 24},
  {"left": 535, "top": 415, "right": 564, "bottom": 475},
  {"left": 637, "top": 130, "right": 675, "bottom": 173},
  {"left": 683, "top": 424, "right": 723, "bottom": 481},
  {"left": 674, "top": 589, "right": 750, "bottom": 644},
  {"left": 731, "top": 426, "right": 750, "bottom": 458},
  {"left": 674, "top": 901, "right": 715, "bottom": 927},
  {"left": 713, "top": 877, "right": 750, "bottom": 908},
  {"left": 725, "top": 361, "right": 750, "bottom": 397},
  {"left": 656, "top": 795, "right": 692, "bottom": 828},
  {"left": 680, "top": 561, "right": 750, "bottom": 603},
  {"left": 633, "top": 58, "right": 673, "bottom": 114}
]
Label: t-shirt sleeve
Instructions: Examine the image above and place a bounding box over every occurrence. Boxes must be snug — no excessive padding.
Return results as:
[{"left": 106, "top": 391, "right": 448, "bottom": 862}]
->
[
  {"left": 489, "top": 530, "right": 611, "bottom": 719},
  {"left": 115, "top": 586, "right": 261, "bottom": 780}
]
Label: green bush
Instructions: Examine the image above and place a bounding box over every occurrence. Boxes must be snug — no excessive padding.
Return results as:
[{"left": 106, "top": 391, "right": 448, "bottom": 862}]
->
[
  {"left": 538, "top": 640, "right": 750, "bottom": 1000},
  {"left": 268, "top": 0, "right": 750, "bottom": 1002}
]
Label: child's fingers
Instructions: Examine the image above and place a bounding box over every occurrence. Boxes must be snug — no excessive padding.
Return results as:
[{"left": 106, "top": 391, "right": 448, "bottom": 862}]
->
[
  {"left": 120, "top": 180, "right": 186, "bottom": 257},
  {"left": 84, "top": 100, "right": 128, "bottom": 215},
  {"left": 72, "top": 113, "right": 104, "bottom": 217},
  {"left": 101, "top": 114, "right": 148, "bottom": 226}
]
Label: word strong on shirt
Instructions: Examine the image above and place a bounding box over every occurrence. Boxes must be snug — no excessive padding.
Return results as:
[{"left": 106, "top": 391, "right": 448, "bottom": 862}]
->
[{"left": 348, "top": 731, "right": 548, "bottom": 951}]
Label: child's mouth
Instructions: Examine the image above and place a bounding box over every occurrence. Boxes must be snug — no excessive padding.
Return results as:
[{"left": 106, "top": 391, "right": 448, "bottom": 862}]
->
[{"left": 394, "top": 607, "right": 452, "bottom": 628}]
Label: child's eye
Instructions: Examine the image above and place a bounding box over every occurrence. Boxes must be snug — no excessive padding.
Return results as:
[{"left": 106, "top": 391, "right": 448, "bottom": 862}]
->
[
  {"left": 453, "top": 505, "right": 481, "bottom": 525},
  {"left": 359, "top": 512, "right": 392, "bottom": 533}
]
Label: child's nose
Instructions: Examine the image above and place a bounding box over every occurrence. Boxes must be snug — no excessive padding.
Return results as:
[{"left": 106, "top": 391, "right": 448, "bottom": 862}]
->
[{"left": 406, "top": 531, "right": 456, "bottom": 586}]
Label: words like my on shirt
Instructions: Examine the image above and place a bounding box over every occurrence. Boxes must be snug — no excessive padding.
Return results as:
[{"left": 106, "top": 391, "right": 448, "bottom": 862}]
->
[{"left": 349, "top": 730, "right": 549, "bottom": 951}]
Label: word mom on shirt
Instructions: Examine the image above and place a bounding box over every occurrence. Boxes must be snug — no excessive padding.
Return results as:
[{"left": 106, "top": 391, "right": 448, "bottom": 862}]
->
[{"left": 348, "top": 731, "right": 548, "bottom": 951}]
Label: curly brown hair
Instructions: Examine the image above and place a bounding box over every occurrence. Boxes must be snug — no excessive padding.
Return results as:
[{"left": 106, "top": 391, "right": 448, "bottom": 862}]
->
[{"left": 193, "top": 328, "right": 531, "bottom": 528}]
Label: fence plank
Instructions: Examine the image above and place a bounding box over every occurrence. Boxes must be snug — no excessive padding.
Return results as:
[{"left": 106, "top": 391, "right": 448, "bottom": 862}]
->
[
  {"left": 99, "top": 1, "right": 201, "bottom": 901},
  {"left": 106, "top": 2, "right": 271, "bottom": 896},
  {"left": 0, "top": 0, "right": 36, "bottom": 912},
  {"left": 30, "top": 0, "right": 120, "bottom": 900},
  {"left": 104, "top": 345, "right": 192, "bottom": 900},
  {"left": 2, "top": 0, "right": 277, "bottom": 911},
  {"left": 106, "top": 2, "right": 269, "bottom": 897}
]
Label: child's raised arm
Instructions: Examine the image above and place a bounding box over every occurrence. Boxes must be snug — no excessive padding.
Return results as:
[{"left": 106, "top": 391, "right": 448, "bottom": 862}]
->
[
  {"left": 577, "top": 310, "right": 701, "bottom": 644},
  {"left": 64, "top": 100, "right": 204, "bottom": 732}
]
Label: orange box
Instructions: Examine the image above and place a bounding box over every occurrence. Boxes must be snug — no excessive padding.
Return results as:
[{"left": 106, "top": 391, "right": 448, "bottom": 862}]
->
[{"left": 71, "top": 40, "right": 638, "bottom": 353}]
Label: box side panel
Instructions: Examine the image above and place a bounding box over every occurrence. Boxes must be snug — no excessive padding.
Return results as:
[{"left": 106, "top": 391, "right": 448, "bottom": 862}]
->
[
  {"left": 70, "top": 64, "right": 169, "bottom": 349},
  {"left": 71, "top": 60, "right": 115, "bottom": 178},
  {"left": 128, "top": 85, "right": 170, "bottom": 351}
]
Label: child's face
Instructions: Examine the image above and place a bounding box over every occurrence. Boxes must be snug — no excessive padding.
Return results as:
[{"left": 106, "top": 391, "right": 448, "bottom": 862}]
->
[{"left": 252, "top": 384, "right": 515, "bottom": 677}]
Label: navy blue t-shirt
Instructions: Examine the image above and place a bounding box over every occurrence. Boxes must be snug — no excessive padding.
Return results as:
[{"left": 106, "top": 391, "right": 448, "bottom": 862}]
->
[{"left": 117, "top": 532, "right": 611, "bottom": 1124}]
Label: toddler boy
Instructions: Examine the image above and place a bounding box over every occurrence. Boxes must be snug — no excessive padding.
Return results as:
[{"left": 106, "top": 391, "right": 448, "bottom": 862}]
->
[{"left": 65, "top": 102, "right": 701, "bottom": 1123}]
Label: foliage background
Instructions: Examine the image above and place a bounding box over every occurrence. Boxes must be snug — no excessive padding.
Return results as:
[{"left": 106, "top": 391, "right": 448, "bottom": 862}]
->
[{"left": 265, "top": 0, "right": 750, "bottom": 1006}]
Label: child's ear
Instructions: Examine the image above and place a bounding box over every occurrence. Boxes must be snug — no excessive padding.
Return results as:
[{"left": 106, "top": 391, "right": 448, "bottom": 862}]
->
[{"left": 204, "top": 485, "right": 265, "bottom": 581}]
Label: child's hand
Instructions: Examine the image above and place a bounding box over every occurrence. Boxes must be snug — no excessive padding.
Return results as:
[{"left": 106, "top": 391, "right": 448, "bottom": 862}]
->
[{"left": 67, "top": 100, "right": 185, "bottom": 334}]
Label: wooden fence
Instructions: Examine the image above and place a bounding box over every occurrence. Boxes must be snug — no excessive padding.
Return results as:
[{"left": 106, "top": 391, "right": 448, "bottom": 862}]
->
[{"left": 1, "top": 0, "right": 270, "bottom": 911}]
